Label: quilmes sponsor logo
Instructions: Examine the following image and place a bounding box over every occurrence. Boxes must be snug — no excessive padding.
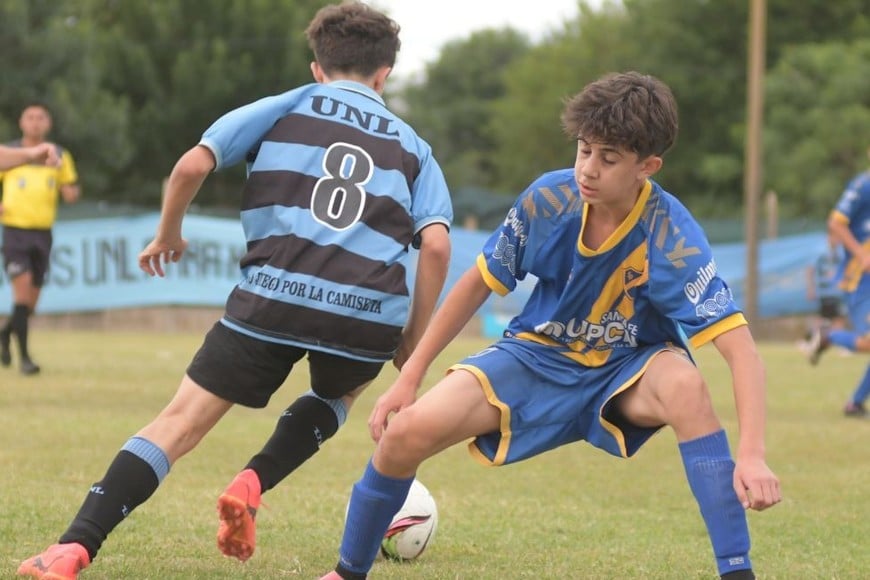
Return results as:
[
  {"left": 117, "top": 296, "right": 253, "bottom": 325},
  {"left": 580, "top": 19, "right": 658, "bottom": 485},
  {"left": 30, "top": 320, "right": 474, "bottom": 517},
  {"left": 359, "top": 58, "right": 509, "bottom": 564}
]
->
[
  {"left": 684, "top": 259, "right": 717, "bottom": 304},
  {"left": 493, "top": 234, "right": 517, "bottom": 275},
  {"left": 534, "top": 311, "right": 638, "bottom": 348},
  {"left": 503, "top": 207, "right": 528, "bottom": 247},
  {"left": 695, "top": 288, "right": 733, "bottom": 319},
  {"left": 492, "top": 208, "right": 529, "bottom": 276}
]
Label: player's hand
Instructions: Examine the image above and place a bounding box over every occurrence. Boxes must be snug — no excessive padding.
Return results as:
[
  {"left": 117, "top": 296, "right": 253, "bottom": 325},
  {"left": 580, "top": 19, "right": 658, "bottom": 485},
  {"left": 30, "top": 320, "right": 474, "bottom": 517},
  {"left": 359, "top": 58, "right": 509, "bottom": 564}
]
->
[
  {"left": 368, "top": 378, "right": 418, "bottom": 442},
  {"left": 138, "top": 236, "right": 188, "bottom": 277},
  {"left": 733, "top": 457, "right": 781, "bottom": 511}
]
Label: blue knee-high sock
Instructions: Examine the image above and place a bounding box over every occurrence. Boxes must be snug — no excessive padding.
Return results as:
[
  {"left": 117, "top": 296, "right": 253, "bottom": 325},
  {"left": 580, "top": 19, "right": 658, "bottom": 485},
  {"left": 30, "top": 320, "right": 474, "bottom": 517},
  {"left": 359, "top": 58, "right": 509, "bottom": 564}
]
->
[
  {"left": 829, "top": 329, "right": 857, "bottom": 351},
  {"left": 337, "top": 460, "right": 414, "bottom": 576},
  {"left": 849, "top": 363, "right": 870, "bottom": 405},
  {"left": 679, "top": 430, "right": 752, "bottom": 576}
]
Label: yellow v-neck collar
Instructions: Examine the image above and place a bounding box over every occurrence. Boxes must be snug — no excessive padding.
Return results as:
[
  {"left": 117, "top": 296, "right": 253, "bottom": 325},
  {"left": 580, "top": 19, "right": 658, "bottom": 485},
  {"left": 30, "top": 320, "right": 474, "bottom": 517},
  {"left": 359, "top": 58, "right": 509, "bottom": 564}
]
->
[{"left": 577, "top": 180, "right": 652, "bottom": 256}]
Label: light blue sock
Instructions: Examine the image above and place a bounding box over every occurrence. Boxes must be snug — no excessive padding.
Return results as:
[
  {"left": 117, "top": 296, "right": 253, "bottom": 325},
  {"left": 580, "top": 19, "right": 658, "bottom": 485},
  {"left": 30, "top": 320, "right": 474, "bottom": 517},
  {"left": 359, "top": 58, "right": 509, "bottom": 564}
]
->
[
  {"left": 829, "top": 329, "right": 857, "bottom": 351},
  {"left": 121, "top": 436, "right": 171, "bottom": 482},
  {"left": 679, "top": 430, "right": 752, "bottom": 576},
  {"left": 850, "top": 364, "right": 870, "bottom": 405},
  {"left": 338, "top": 460, "right": 414, "bottom": 575}
]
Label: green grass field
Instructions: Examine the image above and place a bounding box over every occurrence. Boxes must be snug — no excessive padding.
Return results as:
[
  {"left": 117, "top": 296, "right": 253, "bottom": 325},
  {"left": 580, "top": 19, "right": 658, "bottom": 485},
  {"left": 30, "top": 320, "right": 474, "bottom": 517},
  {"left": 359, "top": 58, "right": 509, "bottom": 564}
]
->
[{"left": 1, "top": 330, "right": 868, "bottom": 579}]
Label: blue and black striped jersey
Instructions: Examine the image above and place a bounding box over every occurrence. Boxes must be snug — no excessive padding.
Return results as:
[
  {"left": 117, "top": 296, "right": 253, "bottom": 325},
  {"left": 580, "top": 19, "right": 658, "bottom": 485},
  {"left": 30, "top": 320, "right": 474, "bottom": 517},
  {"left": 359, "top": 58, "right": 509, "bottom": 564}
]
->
[{"left": 200, "top": 80, "right": 452, "bottom": 361}]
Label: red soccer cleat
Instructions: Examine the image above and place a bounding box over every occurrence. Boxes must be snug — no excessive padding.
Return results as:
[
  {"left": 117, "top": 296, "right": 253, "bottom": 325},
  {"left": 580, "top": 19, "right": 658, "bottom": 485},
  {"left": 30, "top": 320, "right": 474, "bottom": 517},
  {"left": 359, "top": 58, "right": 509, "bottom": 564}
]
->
[
  {"left": 216, "top": 468, "right": 262, "bottom": 562},
  {"left": 17, "top": 542, "right": 90, "bottom": 580}
]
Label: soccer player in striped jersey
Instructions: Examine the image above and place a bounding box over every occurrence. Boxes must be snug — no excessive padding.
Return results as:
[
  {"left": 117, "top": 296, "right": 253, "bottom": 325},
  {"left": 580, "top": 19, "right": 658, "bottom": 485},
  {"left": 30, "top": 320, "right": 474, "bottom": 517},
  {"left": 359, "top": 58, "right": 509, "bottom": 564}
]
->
[
  {"left": 18, "top": 2, "right": 451, "bottom": 578},
  {"left": 321, "top": 72, "right": 780, "bottom": 580}
]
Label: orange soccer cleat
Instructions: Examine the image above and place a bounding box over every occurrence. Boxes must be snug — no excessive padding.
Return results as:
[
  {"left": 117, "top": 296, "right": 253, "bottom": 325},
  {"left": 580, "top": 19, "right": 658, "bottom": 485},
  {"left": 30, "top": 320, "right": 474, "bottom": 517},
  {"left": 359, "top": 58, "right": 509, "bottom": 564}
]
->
[
  {"left": 17, "top": 542, "right": 90, "bottom": 580},
  {"left": 216, "top": 468, "right": 262, "bottom": 562}
]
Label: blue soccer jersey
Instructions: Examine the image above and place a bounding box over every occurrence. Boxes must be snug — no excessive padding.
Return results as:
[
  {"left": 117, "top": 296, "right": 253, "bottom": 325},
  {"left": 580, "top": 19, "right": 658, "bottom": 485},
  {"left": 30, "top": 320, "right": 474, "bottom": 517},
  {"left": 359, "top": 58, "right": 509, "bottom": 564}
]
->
[
  {"left": 830, "top": 170, "right": 870, "bottom": 295},
  {"left": 199, "top": 80, "right": 453, "bottom": 361},
  {"left": 477, "top": 169, "right": 746, "bottom": 366}
]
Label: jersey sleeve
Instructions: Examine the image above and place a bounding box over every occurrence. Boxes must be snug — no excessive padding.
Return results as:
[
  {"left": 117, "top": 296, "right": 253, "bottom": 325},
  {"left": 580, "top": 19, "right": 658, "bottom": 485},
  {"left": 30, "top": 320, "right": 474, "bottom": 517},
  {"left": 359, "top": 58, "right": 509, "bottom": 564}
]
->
[
  {"left": 476, "top": 188, "right": 545, "bottom": 296},
  {"left": 58, "top": 149, "right": 78, "bottom": 185},
  {"left": 831, "top": 172, "right": 870, "bottom": 225},
  {"left": 409, "top": 148, "right": 452, "bottom": 234},
  {"left": 647, "top": 202, "right": 746, "bottom": 347},
  {"left": 199, "top": 87, "right": 309, "bottom": 171}
]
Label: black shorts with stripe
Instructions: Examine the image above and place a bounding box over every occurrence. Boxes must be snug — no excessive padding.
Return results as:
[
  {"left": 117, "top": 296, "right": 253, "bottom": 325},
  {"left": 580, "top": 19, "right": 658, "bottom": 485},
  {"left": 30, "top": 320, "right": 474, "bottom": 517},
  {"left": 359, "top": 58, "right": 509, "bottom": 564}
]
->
[{"left": 187, "top": 322, "right": 384, "bottom": 408}]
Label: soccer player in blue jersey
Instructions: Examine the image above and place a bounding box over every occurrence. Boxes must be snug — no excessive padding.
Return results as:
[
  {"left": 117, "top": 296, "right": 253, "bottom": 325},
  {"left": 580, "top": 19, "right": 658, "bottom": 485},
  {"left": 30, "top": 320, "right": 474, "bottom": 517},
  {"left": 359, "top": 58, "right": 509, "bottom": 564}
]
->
[
  {"left": 806, "top": 149, "right": 870, "bottom": 417},
  {"left": 320, "top": 72, "right": 781, "bottom": 580},
  {"left": 18, "top": 3, "right": 452, "bottom": 579}
]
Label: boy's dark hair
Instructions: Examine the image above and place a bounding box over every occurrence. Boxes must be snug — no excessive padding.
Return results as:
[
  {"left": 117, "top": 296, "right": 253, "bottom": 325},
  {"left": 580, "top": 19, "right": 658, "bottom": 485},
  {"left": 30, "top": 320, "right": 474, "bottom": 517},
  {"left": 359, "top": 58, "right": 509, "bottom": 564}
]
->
[
  {"left": 305, "top": 1, "right": 400, "bottom": 77},
  {"left": 561, "top": 71, "right": 678, "bottom": 159}
]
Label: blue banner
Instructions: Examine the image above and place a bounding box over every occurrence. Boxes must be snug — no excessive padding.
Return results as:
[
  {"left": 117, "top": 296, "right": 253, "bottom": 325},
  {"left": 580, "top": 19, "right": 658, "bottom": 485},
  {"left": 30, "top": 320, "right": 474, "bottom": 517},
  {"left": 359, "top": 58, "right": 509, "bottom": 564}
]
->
[
  {"left": 0, "top": 215, "right": 246, "bottom": 313},
  {"left": 0, "top": 215, "right": 828, "bottom": 326}
]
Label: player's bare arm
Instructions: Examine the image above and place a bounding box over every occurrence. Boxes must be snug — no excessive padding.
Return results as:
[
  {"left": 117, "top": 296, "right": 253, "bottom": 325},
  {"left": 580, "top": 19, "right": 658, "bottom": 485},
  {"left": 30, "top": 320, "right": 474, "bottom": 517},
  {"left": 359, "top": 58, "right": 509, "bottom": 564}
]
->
[
  {"left": 369, "top": 266, "right": 491, "bottom": 441},
  {"left": 712, "top": 325, "right": 781, "bottom": 511},
  {"left": 139, "top": 145, "right": 215, "bottom": 277},
  {"left": 828, "top": 216, "right": 870, "bottom": 272},
  {"left": 393, "top": 223, "right": 451, "bottom": 370}
]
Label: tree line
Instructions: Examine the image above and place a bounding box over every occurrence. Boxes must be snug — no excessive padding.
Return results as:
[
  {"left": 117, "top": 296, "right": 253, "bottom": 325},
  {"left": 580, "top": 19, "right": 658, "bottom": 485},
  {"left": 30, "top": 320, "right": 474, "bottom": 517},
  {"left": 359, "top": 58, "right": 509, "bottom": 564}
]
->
[{"left": 1, "top": 0, "right": 868, "bottom": 221}]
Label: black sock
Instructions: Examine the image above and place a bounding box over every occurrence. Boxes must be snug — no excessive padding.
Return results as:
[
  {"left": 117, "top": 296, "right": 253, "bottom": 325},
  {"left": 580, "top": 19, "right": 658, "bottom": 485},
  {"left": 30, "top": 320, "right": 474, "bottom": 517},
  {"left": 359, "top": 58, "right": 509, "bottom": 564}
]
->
[
  {"left": 10, "top": 303, "right": 30, "bottom": 359},
  {"left": 335, "top": 563, "right": 367, "bottom": 580},
  {"left": 245, "top": 395, "right": 340, "bottom": 492},
  {"left": 721, "top": 570, "right": 755, "bottom": 580},
  {"left": 59, "top": 450, "right": 161, "bottom": 560}
]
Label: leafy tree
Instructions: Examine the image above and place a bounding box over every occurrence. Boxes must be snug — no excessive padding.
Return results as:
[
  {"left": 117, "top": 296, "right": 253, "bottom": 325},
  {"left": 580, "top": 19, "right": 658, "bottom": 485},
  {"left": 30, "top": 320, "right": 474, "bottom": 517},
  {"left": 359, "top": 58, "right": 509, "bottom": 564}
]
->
[
  {"left": 764, "top": 38, "right": 870, "bottom": 217},
  {"left": 489, "top": 1, "right": 631, "bottom": 193},
  {"left": 3, "top": 0, "right": 868, "bottom": 221},
  {"left": 1, "top": 0, "right": 331, "bottom": 208},
  {"left": 0, "top": 0, "right": 133, "bottom": 197},
  {"left": 407, "top": 0, "right": 869, "bottom": 218},
  {"left": 398, "top": 28, "right": 532, "bottom": 191},
  {"left": 85, "top": 0, "right": 326, "bottom": 206}
]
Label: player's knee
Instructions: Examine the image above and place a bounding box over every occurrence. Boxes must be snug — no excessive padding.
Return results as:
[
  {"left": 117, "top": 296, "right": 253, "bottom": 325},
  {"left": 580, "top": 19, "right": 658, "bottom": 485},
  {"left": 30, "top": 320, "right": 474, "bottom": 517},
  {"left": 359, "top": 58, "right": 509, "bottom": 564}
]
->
[
  {"left": 659, "top": 370, "right": 716, "bottom": 425},
  {"left": 379, "top": 407, "right": 436, "bottom": 466}
]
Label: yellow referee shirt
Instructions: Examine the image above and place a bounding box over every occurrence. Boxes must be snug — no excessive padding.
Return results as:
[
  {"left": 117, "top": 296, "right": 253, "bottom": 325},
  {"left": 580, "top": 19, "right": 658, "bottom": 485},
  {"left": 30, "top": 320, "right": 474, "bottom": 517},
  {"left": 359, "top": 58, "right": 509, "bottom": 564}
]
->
[{"left": 0, "top": 146, "right": 78, "bottom": 229}]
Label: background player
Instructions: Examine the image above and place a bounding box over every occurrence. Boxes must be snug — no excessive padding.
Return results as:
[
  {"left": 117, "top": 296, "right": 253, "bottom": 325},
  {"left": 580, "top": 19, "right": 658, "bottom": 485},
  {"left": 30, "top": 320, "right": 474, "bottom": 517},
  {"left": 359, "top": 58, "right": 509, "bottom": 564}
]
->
[{"left": 806, "top": 148, "right": 870, "bottom": 417}]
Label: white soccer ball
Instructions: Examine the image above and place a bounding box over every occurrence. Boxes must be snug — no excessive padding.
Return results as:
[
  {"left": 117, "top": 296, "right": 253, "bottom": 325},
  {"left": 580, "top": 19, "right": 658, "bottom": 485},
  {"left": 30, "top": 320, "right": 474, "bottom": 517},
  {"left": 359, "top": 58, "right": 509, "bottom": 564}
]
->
[{"left": 380, "top": 478, "right": 438, "bottom": 561}]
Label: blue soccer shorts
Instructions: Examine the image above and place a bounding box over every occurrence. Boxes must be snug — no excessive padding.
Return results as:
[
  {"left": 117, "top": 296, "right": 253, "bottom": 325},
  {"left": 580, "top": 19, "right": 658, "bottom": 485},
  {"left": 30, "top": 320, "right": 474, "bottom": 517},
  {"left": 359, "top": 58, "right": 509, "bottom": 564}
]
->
[
  {"left": 846, "top": 289, "right": 870, "bottom": 336},
  {"left": 451, "top": 337, "right": 690, "bottom": 466}
]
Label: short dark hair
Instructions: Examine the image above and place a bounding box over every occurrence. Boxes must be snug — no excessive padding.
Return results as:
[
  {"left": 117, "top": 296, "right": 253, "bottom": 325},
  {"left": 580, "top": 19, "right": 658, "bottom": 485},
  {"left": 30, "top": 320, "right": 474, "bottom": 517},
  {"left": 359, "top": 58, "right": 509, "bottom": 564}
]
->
[
  {"left": 21, "top": 101, "right": 52, "bottom": 117},
  {"left": 305, "top": 1, "right": 401, "bottom": 77},
  {"left": 561, "top": 71, "right": 678, "bottom": 159}
]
